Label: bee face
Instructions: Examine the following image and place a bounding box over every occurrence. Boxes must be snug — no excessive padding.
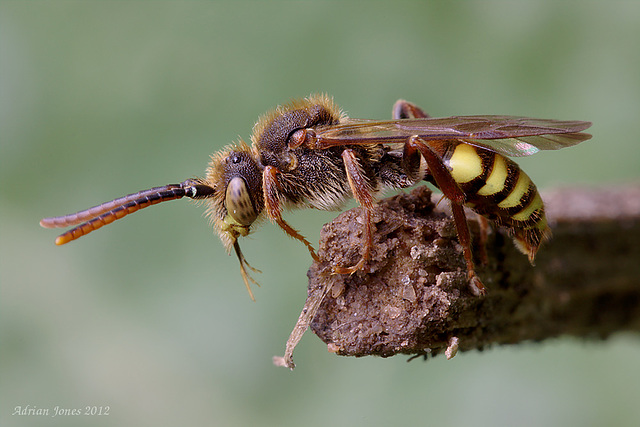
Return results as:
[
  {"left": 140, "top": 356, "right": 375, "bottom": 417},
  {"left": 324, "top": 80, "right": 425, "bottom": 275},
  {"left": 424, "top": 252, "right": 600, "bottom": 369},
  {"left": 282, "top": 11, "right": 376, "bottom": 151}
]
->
[{"left": 205, "top": 143, "right": 264, "bottom": 251}]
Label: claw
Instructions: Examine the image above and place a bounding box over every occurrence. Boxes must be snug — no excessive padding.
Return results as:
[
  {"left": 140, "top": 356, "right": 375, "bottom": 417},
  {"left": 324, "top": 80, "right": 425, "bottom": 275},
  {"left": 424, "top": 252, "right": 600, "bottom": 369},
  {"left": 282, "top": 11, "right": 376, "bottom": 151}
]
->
[
  {"left": 469, "top": 272, "right": 486, "bottom": 296},
  {"left": 332, "top": 256, "right": 367, "bottom": 275}
]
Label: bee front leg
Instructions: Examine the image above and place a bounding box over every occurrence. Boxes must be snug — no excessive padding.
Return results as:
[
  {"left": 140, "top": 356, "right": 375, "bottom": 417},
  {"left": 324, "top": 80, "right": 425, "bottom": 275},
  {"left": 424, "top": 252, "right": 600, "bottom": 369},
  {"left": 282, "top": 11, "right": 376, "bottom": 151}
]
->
[
  {"left": 405, "top": 137, "right": 487, "bottom": 296},
  {"left": 263, "top": 166, "right": 319, "bottom": 262},
  {"left": 332, "top": 149, "right": 375, "bottom": 275}
]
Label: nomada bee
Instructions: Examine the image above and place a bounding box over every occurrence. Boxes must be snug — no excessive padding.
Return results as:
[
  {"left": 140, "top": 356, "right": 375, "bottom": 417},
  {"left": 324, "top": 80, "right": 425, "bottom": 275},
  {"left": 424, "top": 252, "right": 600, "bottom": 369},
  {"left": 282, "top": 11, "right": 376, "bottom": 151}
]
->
[{"left": 41, "top": 94, "right": 592, "bottom": 298}]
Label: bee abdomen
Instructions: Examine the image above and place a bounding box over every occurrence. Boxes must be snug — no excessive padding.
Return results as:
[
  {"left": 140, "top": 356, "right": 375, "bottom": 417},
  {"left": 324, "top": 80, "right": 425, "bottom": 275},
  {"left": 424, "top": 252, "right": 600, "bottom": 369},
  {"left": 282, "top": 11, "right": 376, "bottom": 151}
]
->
[{"left": 445, "top": 143, "right": 551, "bottom": 261}]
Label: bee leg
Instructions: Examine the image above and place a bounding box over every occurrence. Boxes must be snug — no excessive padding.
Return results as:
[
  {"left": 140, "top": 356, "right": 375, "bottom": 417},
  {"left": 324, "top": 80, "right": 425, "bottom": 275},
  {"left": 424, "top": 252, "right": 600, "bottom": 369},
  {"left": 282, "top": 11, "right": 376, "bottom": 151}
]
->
[
  {"left": 263, "top": 166, "right": 319, "bottom": 262},
  {"left": 392, "top": 99, "right": 431, "bottom": 119},
  {"left": 406, "top": 137, "right": 486, "bottom": 296},
  {"left": 475, "top": 214, "right": 490, "bottom": 265},
  {"left": 332, "top": 149, "right": 375, "bottom": 275},
  {"left": 393, "top": 104, "right": 431, "bottom": 183},
  {"left": 450, "top": 203, "right": 487, "bottom": 296}
]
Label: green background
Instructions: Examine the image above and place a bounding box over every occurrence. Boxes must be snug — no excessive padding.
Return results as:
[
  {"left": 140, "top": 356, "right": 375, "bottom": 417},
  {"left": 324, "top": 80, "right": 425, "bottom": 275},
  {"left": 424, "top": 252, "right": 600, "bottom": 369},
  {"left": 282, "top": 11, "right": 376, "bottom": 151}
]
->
[{"left": 2, "top": 1, "right": 639, "bottom": 426}]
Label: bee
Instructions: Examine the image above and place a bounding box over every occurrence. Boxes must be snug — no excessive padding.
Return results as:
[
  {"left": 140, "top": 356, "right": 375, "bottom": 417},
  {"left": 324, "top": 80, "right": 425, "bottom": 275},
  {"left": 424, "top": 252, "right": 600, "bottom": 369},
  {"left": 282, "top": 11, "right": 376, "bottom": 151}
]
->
[{"left": 41, "top": 94, "right": 591, "bottom": 298}]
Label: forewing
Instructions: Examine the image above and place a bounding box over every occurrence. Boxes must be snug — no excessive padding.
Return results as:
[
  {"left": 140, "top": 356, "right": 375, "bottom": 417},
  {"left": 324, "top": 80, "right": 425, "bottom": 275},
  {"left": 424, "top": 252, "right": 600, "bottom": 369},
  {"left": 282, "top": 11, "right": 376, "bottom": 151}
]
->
[
  {"left": 314, "top": 116, "right": 592, "bottom": 157},
  {"left": 460, "top": 132, "right": 591, "bottom": 157}
]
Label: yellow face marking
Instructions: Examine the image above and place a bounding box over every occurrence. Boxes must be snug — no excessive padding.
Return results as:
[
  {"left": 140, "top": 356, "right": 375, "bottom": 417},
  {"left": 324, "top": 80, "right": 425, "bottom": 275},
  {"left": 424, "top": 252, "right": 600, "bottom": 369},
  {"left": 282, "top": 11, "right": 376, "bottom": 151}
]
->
[
  {"left": 448, "top": 144, "right": 483, "bottom": 183},
  {"left": 225, "top": 177, "right": 257, "bottom": 226},
  {"left": 498, "top": 171, "right": 531, "bottom": 208},
  {"left": 477, "top": 155, "right": 508, "bottom": 196},
  {"left": 512, "top": 192, "right": 543, "bottom": 221}
]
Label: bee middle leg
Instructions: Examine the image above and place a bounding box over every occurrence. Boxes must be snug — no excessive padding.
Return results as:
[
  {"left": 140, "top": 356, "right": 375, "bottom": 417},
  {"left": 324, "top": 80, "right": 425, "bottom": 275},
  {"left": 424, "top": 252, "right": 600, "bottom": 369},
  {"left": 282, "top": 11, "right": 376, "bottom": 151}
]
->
[{"left": 332, "top": 148, "right": 375, "bottom": 275}]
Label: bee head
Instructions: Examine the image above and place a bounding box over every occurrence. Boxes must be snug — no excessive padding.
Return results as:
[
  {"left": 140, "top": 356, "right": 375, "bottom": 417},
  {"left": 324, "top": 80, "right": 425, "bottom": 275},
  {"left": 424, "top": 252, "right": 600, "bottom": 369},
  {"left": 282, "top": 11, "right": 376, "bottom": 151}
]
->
[{"left": 204, "top": 141, "right": 264, "bottom": 253}]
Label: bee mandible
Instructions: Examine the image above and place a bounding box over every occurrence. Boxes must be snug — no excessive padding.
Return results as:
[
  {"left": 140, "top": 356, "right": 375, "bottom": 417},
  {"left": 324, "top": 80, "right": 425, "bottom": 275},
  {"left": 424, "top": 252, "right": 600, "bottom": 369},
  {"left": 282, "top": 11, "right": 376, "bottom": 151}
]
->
[{"left": 41, "top": 94, "right": 592, "bottom": 298}]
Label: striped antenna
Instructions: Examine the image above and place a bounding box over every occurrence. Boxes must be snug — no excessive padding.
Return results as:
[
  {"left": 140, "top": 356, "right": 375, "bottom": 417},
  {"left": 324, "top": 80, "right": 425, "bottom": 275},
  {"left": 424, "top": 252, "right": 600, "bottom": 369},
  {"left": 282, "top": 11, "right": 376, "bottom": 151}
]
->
[{"left": 40, "top": 180, "right": 214, "bottom": 245}]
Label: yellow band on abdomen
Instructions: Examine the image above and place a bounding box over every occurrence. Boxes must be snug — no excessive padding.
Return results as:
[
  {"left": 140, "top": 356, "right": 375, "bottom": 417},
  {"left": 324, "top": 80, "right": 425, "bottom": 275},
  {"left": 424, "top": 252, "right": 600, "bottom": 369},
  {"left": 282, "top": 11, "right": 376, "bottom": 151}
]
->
[
  {"left": 478, "top": 155, "right": 508, "bottom": 196},
  {"left": 448, "top": 144, "right": 483, "bottom": 184},
  {"left": 511, "top": 192, "right": 543, "bottom": 221},
  {"left": 498, "top": 171, "right": 531, "bottom": 208}
]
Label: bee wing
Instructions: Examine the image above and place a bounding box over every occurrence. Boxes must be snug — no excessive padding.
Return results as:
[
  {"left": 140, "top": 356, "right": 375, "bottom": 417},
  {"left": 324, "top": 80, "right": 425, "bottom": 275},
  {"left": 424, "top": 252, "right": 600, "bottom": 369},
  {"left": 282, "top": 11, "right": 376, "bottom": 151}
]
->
[
  {"left": 459, "top": 132, "right": 592, "bottom": 157},
  {"left": 314, "top": 116, "right": 592, "bottom": 157}
]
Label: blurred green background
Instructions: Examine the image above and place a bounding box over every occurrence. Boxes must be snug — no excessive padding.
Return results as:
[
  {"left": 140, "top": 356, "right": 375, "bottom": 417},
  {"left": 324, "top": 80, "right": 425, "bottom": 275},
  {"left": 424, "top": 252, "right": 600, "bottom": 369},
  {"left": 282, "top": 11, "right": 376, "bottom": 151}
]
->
[{"left": 2, "top": 1, "right": 639, "bottom": 426}]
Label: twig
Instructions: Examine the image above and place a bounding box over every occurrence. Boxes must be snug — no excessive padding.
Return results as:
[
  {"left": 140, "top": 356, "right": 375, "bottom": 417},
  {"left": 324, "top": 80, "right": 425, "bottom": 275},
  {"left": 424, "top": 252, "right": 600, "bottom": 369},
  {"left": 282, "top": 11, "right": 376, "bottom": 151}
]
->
[{"left": 275, "top": 184, "right": 640, "bottom": 368}]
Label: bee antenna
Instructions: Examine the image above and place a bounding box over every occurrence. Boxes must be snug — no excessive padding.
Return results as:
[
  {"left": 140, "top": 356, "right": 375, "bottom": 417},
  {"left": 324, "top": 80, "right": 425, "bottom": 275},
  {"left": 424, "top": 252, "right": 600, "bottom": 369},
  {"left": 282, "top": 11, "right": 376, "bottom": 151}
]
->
[{"left": 40, "top": 179, "right": 215, "bottom": 245}]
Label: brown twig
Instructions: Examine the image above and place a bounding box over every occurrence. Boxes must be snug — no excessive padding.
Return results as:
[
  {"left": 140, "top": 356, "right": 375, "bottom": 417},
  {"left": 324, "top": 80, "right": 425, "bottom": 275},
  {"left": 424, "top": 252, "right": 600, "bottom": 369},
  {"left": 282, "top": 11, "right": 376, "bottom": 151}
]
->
[{"left": 275, "top": 185, "right": 640, "bottom": 368}]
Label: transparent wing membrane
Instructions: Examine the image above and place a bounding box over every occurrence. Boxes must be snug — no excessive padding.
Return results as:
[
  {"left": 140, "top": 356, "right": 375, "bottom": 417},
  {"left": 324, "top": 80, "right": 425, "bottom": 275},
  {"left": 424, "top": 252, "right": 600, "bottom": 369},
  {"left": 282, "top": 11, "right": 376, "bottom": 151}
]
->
[{"left": 314, "top": 116, "right": 592, "bottom": 157}]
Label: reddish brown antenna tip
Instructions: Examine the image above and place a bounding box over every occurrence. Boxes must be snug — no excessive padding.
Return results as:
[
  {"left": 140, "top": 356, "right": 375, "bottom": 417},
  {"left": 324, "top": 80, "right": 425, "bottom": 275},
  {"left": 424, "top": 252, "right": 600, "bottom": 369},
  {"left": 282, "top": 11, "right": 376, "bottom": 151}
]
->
[{"left": 54, "top": 234, "right": 71, "bottom": 245}]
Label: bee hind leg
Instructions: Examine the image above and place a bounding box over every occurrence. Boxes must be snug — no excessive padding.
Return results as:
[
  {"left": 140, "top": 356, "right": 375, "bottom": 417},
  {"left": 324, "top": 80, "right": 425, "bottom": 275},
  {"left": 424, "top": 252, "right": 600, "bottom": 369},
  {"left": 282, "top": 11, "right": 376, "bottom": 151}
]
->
[
  {"left": 405, "top": 136, "right": 486, "bottom": 296},
  {"left": 392, "top": 99, "right": 430, "bottom": 119},
  {"left": 450, "top": 203, "right": 487, "bottom": 296},
  {"left": 475, "top": 214, "right": 491, "bottom": 265}
]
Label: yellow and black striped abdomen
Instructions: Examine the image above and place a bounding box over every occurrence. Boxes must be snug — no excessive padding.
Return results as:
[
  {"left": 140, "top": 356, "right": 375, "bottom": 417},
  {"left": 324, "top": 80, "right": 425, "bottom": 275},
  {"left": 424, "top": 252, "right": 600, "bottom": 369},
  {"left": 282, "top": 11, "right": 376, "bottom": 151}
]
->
[{"left": 443, "top": 143, "right": 551, "bottom": 262}]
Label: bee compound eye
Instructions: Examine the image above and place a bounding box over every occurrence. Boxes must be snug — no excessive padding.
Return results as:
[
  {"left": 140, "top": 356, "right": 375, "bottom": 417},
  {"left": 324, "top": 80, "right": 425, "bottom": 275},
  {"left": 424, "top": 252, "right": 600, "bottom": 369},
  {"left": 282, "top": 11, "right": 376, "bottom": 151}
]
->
[{"left": 225, "top": 177, "right": 258, "bottom": 226}]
